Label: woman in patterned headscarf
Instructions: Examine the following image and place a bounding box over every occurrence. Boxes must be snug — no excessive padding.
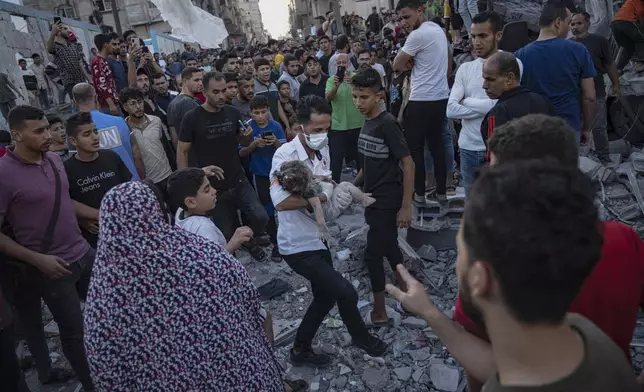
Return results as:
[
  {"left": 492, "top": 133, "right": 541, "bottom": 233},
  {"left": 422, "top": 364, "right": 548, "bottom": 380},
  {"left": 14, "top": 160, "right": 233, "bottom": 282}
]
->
[{"left": 83, "top": 181, "right": 284, "bottom": 391}]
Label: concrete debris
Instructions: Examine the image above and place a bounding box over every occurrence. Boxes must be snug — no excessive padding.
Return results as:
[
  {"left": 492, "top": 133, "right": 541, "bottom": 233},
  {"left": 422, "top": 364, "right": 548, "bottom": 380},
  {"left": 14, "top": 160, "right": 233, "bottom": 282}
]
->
[
  {"left": 417, "top": 244, "right": 438, "bottom": 262},
  {"left": 402, "top": 317, "right": 427, "bottom": 329},
  {"left": 429, "top": 363, "right": 460, "bottom": 392},
  {"left": 579, "top": 156, "right": 615, "bottom": 183},
  {"left": 335, "top": 248, "right": 351, "bottom": 262},
  {"left": 43, "top": 321, "right": 59, "bottom": 336},
  {"left": 407, "top": 347, "right": 433, "bottom": 362},
  {"left": 631, "top": 152, "right": 644, "bottom": 173},
  {"left": 363, "top": 354, "right": 386, "bottom": 366},
  {"left": 393, "top": 366, "right": 413, "bottom": 381},
  {"left": 362, "top": 367, "right": 390, "bottom": 391},
  {"left": 324, "top": 318, "right": 344, "bottom": 328},
  {"left": 338, "top": 364, "right": 352, "bottom": 375},
  {"left": 295, "top": 286, "right": 308, "bottom": 294}
]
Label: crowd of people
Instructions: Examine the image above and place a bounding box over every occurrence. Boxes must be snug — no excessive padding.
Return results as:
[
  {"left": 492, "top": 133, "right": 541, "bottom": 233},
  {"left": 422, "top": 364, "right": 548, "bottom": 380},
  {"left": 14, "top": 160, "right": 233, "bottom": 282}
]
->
[{"left": 1, "top": 0, "right": 644, "bottom": 390}]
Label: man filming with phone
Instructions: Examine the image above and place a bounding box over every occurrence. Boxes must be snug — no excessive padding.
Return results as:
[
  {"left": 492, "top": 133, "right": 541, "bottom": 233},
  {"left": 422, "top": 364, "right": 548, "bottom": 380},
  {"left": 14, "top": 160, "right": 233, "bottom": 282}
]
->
[
  {"left": 47, "top": 18, "right": 91, "bottom": 102},
  {"left": 324, "top": 53, "right": 364, "bottom": 183}
]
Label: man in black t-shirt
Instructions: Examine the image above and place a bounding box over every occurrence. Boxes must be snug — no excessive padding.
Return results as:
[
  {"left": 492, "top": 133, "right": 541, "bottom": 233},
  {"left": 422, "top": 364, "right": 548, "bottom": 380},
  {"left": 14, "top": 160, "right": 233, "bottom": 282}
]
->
[
  {"left": 570, "top": 12, "right": 621, "bottom": 162},
  {"left": 352, "top": 68, "right": 414, "bottom": 327},
  {"left": 177, "top": 71, "right": 268, "bottom": 260},
  {"left": 64, "top": 112, "right": 131, "bottom": 248}
]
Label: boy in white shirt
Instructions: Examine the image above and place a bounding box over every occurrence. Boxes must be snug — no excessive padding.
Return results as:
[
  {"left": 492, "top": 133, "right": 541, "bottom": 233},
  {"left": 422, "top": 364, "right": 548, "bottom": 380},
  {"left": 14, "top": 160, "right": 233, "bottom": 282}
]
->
[{"left": 168, "top": 168, "right": 253, "bottom": 254}]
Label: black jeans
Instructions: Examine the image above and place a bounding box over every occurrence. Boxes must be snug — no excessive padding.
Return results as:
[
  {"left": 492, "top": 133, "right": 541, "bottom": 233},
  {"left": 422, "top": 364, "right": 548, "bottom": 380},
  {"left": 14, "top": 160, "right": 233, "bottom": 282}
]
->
[
  {"left": 612, "top": 20, "right": 644, "bottom": 70},
  {"left": 4, "top": 249, "right": 95, "bottom": 391},
  {"left": 254, "top": 175, "right": 278, "bottom": 245},
  {"left": 364, "top": 207, "right": 403, "bottom": 293},
  {"left": 210, "top": 178, "right": 269, "bottom": 240},
  {"left": 404, "top": 100, "right": 448, "bottom": 196},
  {"left": 0, "top": 324, "right": 28, "bottom": 392},
  {"left": 329, "top": 128, "right": 361, "bottom": 183},
  {"left": 283, "top": 249, "right": 370, "bottom": 348}
]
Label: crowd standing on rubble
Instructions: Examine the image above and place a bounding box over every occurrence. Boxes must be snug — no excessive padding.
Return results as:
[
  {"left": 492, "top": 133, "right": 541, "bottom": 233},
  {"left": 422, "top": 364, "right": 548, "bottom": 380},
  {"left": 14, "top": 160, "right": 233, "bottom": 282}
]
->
[{"left": 2, "top": 0, "right": 644, "bottom": 391}]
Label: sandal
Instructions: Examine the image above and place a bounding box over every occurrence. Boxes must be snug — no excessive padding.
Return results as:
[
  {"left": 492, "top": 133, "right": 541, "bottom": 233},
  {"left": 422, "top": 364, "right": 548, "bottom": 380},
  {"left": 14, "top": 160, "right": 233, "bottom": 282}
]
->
[
  {"left": 363, "top": 309, "right": 393, "bottom": 329},
  {"left": 446, "top": 185, "right": 457, "bottom": 196},
  {"left": 284, "top": 379, "right": 308, "bottom": 392}
]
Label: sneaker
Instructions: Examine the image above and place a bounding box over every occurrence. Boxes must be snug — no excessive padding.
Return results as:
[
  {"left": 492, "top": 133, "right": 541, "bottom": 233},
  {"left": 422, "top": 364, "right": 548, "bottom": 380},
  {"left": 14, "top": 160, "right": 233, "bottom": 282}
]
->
[
  {"left": 354, "top": 334, "right": 387, "bottom": 357},
  {"left": 289, "top": 347, "right": 333, "bottom": 367},
  {"left": 271, "top": 246, "right": 282, "bottom": 262},
  {"left": 426, "top": 192, "right": 447, "bottom": 204},
  {"left": 246, "top": 244, "right": 266, "bottom": 261},
  {"left": 413, "top": 193, "right": 426, "bottom": 204}
]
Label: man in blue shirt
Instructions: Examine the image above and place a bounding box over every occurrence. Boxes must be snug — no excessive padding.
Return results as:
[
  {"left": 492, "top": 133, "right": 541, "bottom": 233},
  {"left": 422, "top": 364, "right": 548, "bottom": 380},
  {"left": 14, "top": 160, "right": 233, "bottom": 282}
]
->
[
  {"left": 107, "top": 34, "right": 129, "bottom": 94},
  {"left": 515, "top": 2, "right": 596, "bottom": 144},
  {"left": 72, "top": 83, "right": 144, "bottom": 180},
  {"left": 239, "top": 95, "right": 287, "bottom": 262}
]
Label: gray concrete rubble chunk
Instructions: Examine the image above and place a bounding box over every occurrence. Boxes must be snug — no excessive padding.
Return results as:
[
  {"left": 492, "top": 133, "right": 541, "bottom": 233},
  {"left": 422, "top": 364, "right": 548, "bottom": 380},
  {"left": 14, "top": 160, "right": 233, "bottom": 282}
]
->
[
  {"left": 412, "top": 368, "right": 425, "bottom": 383},
  {"left": 417, "top": 244, "right": 438, "bottom": 262},
  {"left": 429, "top": 363, "right": 460, "bottom": 392},
  {"left": 407, "top": 347, "right": 433, "bottom": 362},
  {"left": 402, "top": 316, "right": 427, "bottom": 329},
  {"left": 362, "top": 367, "right": 391, "bottom": 391},
  {"left": 579, "top": 156, "right": 601, "bottom": 178},
  {"left": 631, "top": 152, "right": 644, "bottom": 173},
  {"left": 393, "top": 366, "right": 413, "bottom": 381}
]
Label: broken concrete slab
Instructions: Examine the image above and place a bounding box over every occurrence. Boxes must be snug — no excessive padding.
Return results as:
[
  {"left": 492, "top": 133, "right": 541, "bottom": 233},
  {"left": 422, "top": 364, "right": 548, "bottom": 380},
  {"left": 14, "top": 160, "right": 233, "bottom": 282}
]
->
[
  {"left": 402, "top": 317, "right": 427, "bottom": 329},
  {"left": 393, "top": 366, "right": 413, "bottom": 381},
  {"left": 362, "top": 367, "right": 391, "bottom": 391},
  {"left": 631, "top": 152, "right": 644, "bottom": 173},
  {"left": 580, "top": 156, "right": 601, "bottom": 178},
  {"left": 429, "top": 363, "right": 460, "bottom": 392},
  {"left": 417, "top": 244, "right": 438, "bottom": 262}
]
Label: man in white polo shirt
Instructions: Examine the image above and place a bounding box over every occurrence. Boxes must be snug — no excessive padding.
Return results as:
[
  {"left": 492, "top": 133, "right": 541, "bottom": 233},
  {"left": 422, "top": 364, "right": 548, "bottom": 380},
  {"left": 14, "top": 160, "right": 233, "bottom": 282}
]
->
[{"left": 270, "top": 95, "right": 386, "bottom": 367}]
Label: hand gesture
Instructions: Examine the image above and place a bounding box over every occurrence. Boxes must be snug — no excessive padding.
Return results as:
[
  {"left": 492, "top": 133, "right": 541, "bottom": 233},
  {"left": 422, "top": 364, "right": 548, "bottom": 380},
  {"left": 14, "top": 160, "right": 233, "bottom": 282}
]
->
[
  {"left": 239, "top": 123, "right": 253, "bottom": 138},
  {"left": 252, "top": 138, "right": 268, "bottom": 148},
  {"left": 51, "top": 21, "right": 61, "bottom": 35},
  {"left": 333, "top": 76, "right": 341, "bottom": 86},
  {"left": 264, "top": 135, "right": 277, "bottom": 145},
  {"left": 202, "top": 165, "right": 225, "bottom": 180},
  {"left": 36, "top": 254, "right": 72, "bottom": 279},
  {"left": 385, "top": 265, "right": 434, "bottom": 319},
  {"left": 397, "top": 204, "right": 412, "bottom": 228},
  {"left": 228, "top": 226, "right": 254, "bottom": 252},
  {"left": 142, "top": 52, "right": 154, "bottom": 64},
  {"left": 129, "top": 46, "right": 142, "bottom": 61}
]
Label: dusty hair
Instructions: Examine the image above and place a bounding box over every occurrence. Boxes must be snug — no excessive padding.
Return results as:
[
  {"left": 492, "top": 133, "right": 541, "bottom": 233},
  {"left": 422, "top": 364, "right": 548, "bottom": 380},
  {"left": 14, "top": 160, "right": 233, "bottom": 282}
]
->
[{"left": 273, "top": 160, "right": 321, "bottom": 199}]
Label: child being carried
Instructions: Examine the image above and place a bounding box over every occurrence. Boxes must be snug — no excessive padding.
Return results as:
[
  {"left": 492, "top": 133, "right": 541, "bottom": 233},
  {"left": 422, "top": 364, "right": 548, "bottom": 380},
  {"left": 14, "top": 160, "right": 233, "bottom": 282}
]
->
[{"left": 273, "top": 160, "right": 375, "bottom": 240}]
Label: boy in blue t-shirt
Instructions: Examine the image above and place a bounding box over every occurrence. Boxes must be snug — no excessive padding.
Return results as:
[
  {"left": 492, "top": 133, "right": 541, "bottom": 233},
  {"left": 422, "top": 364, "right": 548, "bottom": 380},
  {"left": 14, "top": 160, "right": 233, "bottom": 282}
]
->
[{"left": 239, "top": 95, "right": 287, "bottom": 261}]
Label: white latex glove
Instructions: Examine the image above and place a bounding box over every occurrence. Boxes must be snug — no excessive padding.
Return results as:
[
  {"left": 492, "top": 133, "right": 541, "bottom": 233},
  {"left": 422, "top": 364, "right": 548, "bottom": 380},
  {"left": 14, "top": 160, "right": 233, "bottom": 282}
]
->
[{"left": 334, "top": 188, "right": 352, "bottom": 210}]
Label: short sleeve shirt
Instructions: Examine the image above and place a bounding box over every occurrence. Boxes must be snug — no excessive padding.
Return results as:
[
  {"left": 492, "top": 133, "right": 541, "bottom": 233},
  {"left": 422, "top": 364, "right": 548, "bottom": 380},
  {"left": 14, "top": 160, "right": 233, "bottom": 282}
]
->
[
  {"left": 358, "top": 111, "right": 410, "bottom": 209},
  {"left": 515, "top": 38, "right": 596, "bottom": 131},
  {"left": 175, "top": 208, "right": 227, "bottom": 248},
  {"left": 575, "top": 34, "right": 612, "bottom": 98},
  {"left": 325, "top": 76, "right": 365, "bottom": 131},
  {"left": 128, "top": 115, "right": 172, "bottom": 184},
  {"left": 401, "top": 21, "right": 450, "bottom": 101},
  {"left": 0, "top": 148, "right": 89, "bottom": 264},
  {"left": 248, "top": 120, "right": 287, "bottom": 177},
  {"left": 167, "top": 94, "right": 200, "bottom": 129}
]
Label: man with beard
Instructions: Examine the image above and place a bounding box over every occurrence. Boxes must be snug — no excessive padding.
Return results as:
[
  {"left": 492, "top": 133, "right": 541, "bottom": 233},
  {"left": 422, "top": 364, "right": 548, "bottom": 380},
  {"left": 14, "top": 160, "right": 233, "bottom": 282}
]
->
[
  {"left": 47, "top": 21, "right": 89, "bottom": 101},
  {"left": 121, "top": 87, "right": 173, "bottom": 192},
  {"left": 241, "top": 52, "right": 255, "bottom": 77},
  {"left": 233, "top": 74, "right": 266, "bottom": 119},
  {"left": 108, "top": 35, "right": 129, "bottom": 94},
  {"left": 152, "top": 72, "right": 177, "bottom": 113},
  {"left": 168, "top": 67, "right": 204, "bottom": 143},
  {"left": 299, "top": 56, "right": 328, "bottom": 100},
  {"left": 178, "top": 72, "right": 268, "bottom": 261},
  {"left": 447, "top": 11, "right": 522, "bottom": 197},
  {"left": 0, "top": 106, "right": 96, "bottom": 391},
  {"left": 393, "top": 0, "right": 450, "bottom": 204},
  {"left": 388, "top": 155, "right": 640, "bottom": 391},
  {"left": 278, "top": 55, "right": 301, "bottom": 101},
  {"left": 390, "top": 114, "right": 644, "bottom": 392}
]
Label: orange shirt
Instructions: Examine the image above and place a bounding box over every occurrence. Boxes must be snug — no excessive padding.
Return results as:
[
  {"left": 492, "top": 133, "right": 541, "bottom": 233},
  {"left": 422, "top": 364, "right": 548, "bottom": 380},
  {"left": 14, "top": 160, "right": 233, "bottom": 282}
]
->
[{"left": 614, "top": 0, "right": 644, "bottom": 22}]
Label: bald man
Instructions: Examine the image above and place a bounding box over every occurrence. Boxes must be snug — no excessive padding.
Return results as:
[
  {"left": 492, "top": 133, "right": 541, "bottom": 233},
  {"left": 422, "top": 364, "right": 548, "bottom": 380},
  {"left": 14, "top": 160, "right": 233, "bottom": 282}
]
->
[
  {"left": 73, "top": 83, "right": 144, "bottom": 180},
  {"left": 324, "top": 52, "right": 365, "bottom": 182},
  {"left": 480, "top": 52, "right": 556, "bottom": 150}
]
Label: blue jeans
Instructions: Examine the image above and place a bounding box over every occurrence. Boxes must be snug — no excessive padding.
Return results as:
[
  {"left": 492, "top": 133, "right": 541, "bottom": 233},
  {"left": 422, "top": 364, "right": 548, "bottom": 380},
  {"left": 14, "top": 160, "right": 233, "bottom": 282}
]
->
[
  {"left": 461, "top": 149, "right": 487, "bottom": 197},
  {"left": 425, "top": 117, "right": 455, "bottom": 179}
]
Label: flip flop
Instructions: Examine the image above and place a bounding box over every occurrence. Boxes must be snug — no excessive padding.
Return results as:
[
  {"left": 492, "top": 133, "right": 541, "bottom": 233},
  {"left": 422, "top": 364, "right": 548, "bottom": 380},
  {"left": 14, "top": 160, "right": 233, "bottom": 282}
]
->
[
  {"left": 284, "top": 379, "right": 308, "bottom": 392},
  {"left": 363, "top": 309, "right": 394, "bottom": 329}
]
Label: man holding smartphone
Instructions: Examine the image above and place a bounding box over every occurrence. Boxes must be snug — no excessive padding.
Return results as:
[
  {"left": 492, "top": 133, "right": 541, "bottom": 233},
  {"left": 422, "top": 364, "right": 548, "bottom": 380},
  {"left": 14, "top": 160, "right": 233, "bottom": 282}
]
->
[
  {"left": 325, "top": 53, "right": 364, "bottom": 183},
  {"left": 47, "top": 19, "right": 90, "bottom": 102}
]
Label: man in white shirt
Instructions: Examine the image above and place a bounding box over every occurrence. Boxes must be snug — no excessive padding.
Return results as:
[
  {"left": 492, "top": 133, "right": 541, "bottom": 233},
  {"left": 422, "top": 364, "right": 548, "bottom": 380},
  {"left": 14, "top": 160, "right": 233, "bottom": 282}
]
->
[
  {"left": 393, "top": 0, "right": 450, "bottom": 203},
  {"left": 30, "top": 54, "right": 50, "bottom": 110},
  {"left": 447, "top": 11, "right": 523, "bottom": 196},
  {"left": 270, "top": 95, "right": 386, "bottom": 367}
]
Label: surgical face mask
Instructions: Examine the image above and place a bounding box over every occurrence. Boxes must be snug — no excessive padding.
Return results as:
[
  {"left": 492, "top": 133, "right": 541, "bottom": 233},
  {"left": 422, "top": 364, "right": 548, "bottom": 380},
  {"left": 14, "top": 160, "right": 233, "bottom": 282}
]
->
[{"left": 304, "top": 132, "right": 328, "bottom": 150}]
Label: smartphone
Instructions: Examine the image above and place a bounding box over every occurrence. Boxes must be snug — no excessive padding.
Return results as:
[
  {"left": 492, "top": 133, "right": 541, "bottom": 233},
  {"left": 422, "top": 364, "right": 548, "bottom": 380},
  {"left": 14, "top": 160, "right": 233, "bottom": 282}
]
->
[
  {"left": 262, "top": 131, "right": 274, "bottom": 139},
  {"left": 141, "top": 46, "right": 149, "bottom": 54},
  {"left": 53, "top": 16, "right": 61, "bottom": 25},
  {"left": 336, "top": 66, "right": 346, "bottom": 81},
  {"left": 238, "top": 120, "right": 248, "bottom": 130}
]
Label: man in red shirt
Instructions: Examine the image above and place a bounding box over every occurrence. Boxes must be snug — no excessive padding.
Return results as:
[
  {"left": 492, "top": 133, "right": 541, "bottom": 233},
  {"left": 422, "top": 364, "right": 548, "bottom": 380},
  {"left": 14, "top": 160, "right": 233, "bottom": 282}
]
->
[
  {"left": 91, "top": 33, "right": 120, "bottom": 116},
  {"left": 408, "top": 114, "right": 644, "bottom": 391}
]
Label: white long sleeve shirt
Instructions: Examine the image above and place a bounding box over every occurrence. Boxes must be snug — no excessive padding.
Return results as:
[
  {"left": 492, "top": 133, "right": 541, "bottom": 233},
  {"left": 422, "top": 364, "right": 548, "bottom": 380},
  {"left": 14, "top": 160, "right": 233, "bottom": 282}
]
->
[{"left": 447, "top": 54, "right": 523, "bottom": 151}]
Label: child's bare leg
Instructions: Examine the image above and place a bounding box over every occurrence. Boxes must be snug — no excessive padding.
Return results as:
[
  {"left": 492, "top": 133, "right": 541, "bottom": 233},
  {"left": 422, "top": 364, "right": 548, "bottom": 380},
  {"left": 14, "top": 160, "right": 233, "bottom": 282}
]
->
[
  {"left": 339, "top": 181, "right": 376, "bottom": 207},
  {"left": 307, "top": 196, "right": 326, "bottom": 227}
]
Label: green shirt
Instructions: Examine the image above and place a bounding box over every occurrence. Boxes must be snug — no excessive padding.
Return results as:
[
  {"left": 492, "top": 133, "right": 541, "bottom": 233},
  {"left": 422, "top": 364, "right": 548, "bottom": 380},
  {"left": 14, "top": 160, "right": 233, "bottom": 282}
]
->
[{"left": 325, "top": 75, "right": 365, "bottom": 131}]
